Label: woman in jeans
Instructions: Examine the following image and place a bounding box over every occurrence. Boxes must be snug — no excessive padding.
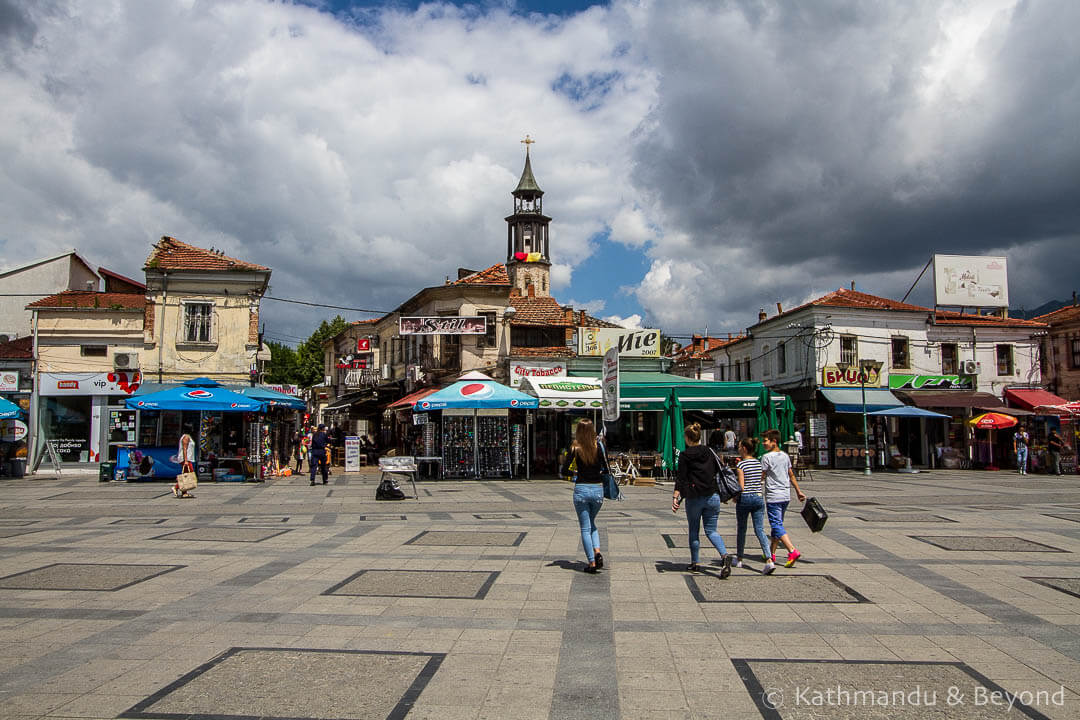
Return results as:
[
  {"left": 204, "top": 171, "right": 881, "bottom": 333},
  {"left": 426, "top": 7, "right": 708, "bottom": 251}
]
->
[
  {"left": 734, "top": 437, "right": 775, "bottom": 574},
  {"left": 672, "top": 423, "right": 731, "bottom": 577},
  {"left": 561, "top": 420, "right": 608, "bottom": 574}
]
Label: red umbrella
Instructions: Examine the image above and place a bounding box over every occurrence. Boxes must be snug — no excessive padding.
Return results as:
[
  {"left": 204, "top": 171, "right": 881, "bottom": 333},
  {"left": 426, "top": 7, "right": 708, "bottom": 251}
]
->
[{"left": 968, "top": 412, "right": 1018, "bottom": 430}]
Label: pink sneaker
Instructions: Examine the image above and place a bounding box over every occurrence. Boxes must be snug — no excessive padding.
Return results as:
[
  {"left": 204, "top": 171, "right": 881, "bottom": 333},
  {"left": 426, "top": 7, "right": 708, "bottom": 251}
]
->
[{"left": 784, "top": 550, "right": 802, "bottom": 568}]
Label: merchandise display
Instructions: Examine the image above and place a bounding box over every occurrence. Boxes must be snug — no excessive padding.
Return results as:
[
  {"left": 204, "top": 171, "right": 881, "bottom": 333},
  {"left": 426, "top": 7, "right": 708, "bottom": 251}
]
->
[
  {"left": 442, "top": 415, "right": 476, "bottom": 478},
  {"left": 477, "top": 415, "right": 510, "bottom": 478}
]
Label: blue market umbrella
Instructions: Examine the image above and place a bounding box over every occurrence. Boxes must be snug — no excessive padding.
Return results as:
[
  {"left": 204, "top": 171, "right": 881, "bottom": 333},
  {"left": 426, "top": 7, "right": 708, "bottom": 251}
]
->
[
  {"left": 125, "top": 377, "right": 266, "bottom": 412},
  {"left": 414, "top": 376, "right": 539, "bottom": 411},
  {"left": 0, "top": 397, "right": 22, "bottom": 419},
  {"left": 234, "top": 385, "right": 306, "bottom": 410}
]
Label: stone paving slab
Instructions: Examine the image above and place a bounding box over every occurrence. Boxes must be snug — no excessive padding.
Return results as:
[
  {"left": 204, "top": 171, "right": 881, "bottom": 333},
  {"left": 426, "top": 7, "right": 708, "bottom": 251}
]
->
[
  {"left": 152, "top": 527, "right": 291, "bottom": 542},
  {"left": 1043, "top": 514, "right": 1080, "bottom": 524},
  {"left": 45, "top": 490, "right": 171, "bottom": 501},
  {"left": 686, "top": 574, "right": 869, "bottom": 603},
  {"left": 1023, "top": 577, "right": 1080, "bottom": 601},
  {"left": 0, "top": 519, "right": 37, "bottom": 526},
  {"left": 0, "top": 528, "right": 41, "bottom": 538},
  {"left": 119, "top": 647, "right": 443, "bottom": 720},
  {"left": 0, "top": 562, "right": 182, "bottom": 591},
  {"left": 324, "top": 569, "right": 500, "bottom": 599},
  {"left": 110, "top": 518, "right": 168, "bottom": 525},
  {"left": 911, "top": 536, "right": 1069, "bottom": 553},
  {"left": 473, "top": 512, "right": 522, "bottom": 519},
  {"left": 857, "top": 514, "right": 958, "bottom": 523},
  {"left": 359, "top": 514, "right": 408, "bottom": 521},
  {"left": 733, "top": 658, "right": 1051, "bottom": 718},
  {"left": 237, "top": 515, "right": 289, "bottom": 523},
  {"left": 405, "top": 530, "right": 526, "bottom": 546}
]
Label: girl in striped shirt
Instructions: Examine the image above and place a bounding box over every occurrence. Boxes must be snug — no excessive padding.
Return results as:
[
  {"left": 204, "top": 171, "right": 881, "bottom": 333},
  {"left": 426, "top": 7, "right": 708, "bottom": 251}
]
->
[{"left": 734, "top": 438, "right": 775, "bottom": 574}]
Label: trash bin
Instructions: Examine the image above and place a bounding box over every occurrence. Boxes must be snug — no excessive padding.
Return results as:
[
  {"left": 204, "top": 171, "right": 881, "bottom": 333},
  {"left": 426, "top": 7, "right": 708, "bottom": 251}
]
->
[
  {"left": 7, "top": 458, "right": 25, "bottom": 478},
  {"left": 98, "top": 461, "right": 115, "bottom": 482}
]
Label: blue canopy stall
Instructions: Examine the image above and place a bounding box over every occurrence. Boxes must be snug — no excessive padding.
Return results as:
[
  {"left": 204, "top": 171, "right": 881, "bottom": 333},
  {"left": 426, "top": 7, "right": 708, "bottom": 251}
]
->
[
  {"left": 0, "top": 397, "right": 22, "bottom": 419},
  {"left": 413, "top": 372, "right": 538, "bottom": 479}
]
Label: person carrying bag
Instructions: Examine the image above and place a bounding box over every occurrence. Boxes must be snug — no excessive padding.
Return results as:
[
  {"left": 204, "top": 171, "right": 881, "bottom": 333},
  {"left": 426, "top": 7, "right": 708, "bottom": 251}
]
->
[
  {"left": 173, "top": 429, "right": 197, "bottom": 499},
  {"left": 561, "top": 420, "right": 609, "bottom": 574}
]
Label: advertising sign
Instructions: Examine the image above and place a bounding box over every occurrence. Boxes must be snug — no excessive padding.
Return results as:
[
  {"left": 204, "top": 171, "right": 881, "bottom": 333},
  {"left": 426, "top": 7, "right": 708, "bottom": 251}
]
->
[
  {"left": 933, "top": 254, "right": 1009, "bottom": 308},
  {"left": 579, "top": 328, "right": 661, "bottom": 357},
  {"left": 344, "top": 436, "right": 361, "bottom": 472},
  {"left": 888, "top": 374, "right": 974, "bottom": 391},
  {"left": 0, "top": 370, "right": 18, "bottom": 392},
  {"left": 822, "top": 366, "right": 882, "bottom": 387},
  {"left": 40, "top": 371, "right": 142, "bottom": 396},
  {"left": 265, "top": 384, "right": 300, "bottom": 396},
  {"left": 602, "top": 347, "right": 620, "bottom": 422},
  {"left": 509, "top": 360, "right": 567, "bottom": 388},
  {"left": 357, "top": 337, "right": 371, "bottom": 352},
  {"left": 0, "top": 418, "right": 27, "bottom": 442},
  {"left": 399, "top": 316, "right": 486, "bottom": 335}
]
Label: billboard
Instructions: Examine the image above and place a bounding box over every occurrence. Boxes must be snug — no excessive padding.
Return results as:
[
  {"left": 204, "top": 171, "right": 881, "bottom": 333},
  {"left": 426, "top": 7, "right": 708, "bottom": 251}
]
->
[
  {"left": 579, "top": 328, "right": 661, "bottom": 357},
  {"left": 933, "top": 255, "right": 1009, "bottom": 308},
  {"left": 509, "top": 360, "right": 567, "bottom": 388},
  {"left": 399, "top": 316, "right": 487, "bottom": 335}
]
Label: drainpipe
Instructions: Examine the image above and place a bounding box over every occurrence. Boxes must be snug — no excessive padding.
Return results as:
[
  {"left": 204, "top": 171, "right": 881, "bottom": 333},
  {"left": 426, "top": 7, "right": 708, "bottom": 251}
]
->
[
  {"left": 157, "top": 272, "right": 169, "bottom": 383},
  {"left": 29, "top": 308, "right": 40, "bottom": 473}
]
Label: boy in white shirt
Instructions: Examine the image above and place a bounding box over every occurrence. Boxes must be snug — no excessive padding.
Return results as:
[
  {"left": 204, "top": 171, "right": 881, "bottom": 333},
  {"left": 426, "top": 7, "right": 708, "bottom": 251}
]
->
[{"left": 761, "top": 429, "right": 806, "bottom": 567}]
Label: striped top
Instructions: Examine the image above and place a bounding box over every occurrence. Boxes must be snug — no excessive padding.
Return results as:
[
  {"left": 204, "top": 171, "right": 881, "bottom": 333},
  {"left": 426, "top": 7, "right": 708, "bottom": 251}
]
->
[{"left": 737, "top": 458, "right": 764, "bottom": 495}]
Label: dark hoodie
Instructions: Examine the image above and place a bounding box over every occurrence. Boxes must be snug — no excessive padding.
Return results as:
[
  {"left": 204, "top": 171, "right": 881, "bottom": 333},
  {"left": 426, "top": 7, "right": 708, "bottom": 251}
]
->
[{"left": 675, "top": 445, "right": 720, "bottom": 498}]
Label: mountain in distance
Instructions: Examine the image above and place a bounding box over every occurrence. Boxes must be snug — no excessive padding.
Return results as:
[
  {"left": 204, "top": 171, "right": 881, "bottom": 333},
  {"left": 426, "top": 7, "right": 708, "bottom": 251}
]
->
[{"left": 1010, "top": 298, "right": 1073, "bottom": 320}]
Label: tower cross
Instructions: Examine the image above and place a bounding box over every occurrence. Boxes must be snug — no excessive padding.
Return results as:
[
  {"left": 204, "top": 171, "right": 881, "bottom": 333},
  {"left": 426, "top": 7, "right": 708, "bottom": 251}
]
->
[{"left": 521, "top": 134, "right": 535, "bottom": 150}]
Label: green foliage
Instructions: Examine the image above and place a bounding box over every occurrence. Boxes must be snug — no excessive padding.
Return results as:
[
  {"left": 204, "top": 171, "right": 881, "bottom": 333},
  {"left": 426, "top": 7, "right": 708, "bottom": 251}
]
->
[
  {"left": 264, "top": 341, "right": 300, "bottom": 385},
  {"left": 264, "top": 316, "right": 349, "bottom": 388}
]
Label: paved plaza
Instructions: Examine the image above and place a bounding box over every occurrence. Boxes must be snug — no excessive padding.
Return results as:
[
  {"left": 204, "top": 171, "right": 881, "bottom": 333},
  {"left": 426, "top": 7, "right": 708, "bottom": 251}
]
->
[{"left": 1, "top": 469, "right": 1080, "bottom": 719}]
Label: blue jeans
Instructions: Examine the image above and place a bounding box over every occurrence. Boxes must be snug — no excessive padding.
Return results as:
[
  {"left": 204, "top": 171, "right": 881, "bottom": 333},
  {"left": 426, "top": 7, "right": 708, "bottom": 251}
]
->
[
  {"left": 310, "top": 450, "right": 328, "bottom": 483},
  {"left": 735, "top": 492, "right": 771, "bottom": 560},
  {"left": 766, "top": 501, "right": 789, "bottom": 540},
  {"left": 685, "top": 493, "right": 727, "bottom": 563},
  {"left": 1017, "top": 446, "right": 1028, "bottom": 472},
  {"left": 572, "top": 483, "right": 603, "bottom": 563}
]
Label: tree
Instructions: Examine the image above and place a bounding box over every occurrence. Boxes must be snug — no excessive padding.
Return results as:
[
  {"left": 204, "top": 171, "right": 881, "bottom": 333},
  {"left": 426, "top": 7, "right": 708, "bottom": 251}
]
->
[
  {"left": 264, "top": 341, "right": 300, "bottom": 385},
  {"left": 296, "top": 315, "right": 350, "bottom": 387}
]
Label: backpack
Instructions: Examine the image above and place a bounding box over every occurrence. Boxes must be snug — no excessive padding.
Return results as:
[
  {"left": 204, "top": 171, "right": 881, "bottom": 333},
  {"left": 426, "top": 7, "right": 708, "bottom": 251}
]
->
[
  {"left": 376, "top": 477, "right": 406, "bottom": 501},
  {"left": 707, "top": 448, "right": 742, "bottom": 503}
]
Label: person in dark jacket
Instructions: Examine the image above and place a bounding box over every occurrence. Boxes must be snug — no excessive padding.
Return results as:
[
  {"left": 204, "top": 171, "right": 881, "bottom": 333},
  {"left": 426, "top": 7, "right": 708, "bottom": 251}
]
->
[
  {"left": 672, "top": 423, "right": 731, "bottom": 577},
  {"left": 561, "top": 419, "right": 609, "bottom": 574},
  {"left": 309, "top": 424, "right": 331, "bottom": 486}
]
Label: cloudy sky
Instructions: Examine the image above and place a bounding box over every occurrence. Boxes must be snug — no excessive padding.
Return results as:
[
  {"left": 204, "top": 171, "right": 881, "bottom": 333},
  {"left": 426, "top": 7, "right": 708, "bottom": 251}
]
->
[{"left": 2, "top": 0, "right": 1077, "bottom": 343}]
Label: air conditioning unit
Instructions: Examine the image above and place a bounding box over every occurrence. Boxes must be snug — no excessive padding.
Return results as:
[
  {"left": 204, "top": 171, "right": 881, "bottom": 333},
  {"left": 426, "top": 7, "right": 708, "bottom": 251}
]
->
[
  {"left": 113, "top": 352, "right": 138, "bottom": 370},
  {"left": 961, "top": 360, "right": 981, "bottom": 375}
]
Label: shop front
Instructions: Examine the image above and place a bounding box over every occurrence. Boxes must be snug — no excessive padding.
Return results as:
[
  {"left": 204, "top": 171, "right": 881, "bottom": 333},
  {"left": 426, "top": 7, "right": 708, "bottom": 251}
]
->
[
  {"left": 1005, "top": 388, "right": 1077, "bottom": 474},
  {"left": 817, "top": 388, "right": 905, "bottom": 470},
  {"left": 37, "top": 371, "right": 144, "bottom": 465},
  {"left": 518, "top": 377, "right": 603, "bottom": 475}
]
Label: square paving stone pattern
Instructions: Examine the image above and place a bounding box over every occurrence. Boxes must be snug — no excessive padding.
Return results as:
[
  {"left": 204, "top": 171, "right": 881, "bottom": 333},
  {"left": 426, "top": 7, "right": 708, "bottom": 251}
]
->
[
  {"left": 857, "top": 514, "right": 958, "bottom": 523},
  {"left": 1043, "top": 513, "right": 1080, "bottom": 524},
  {"left": 359, "top": 514, "right": 407, "bottom": 521},
  {"left": 153, "top": 527, "right": 291, "bottom": 543},
  {"left": 238, "top": 516, "right": 289, "bottom": 523},
  {"left": 473, "top": 512, "right": 522, "bottom": 519},
  {"left": 110, "top": 518, "right": 168, "bottom": 525},
  {"left": 0, "top": 563, "right": 183, "bottom": 591},
  {"left": 0, "top": 519, "right": 37, "bottom": 526},
  {"left": 324, "top": 569, "right": 500, "bottom": 599},
  {"left": 733, "top": 658, "right": 1048, "bottom": 719},
  {"left": 120, "top": 647, "right": 444, "bottom": 720},
  {"left": 405, "top": 530, "right": 526, "bottom": 547},
  {"left": 0, "top": 528, "right": 41, "bottom": 539},
  {"left": 911, "top": 535, "right": 1068, "bottom": 552},
  {"left": 46, "top": 490, "right": 170, "bottom": 501},
  {"left": 686, "top": 574, "right": 869, "bottom": 604},
  {"left": 1024, "top": 577, "right": 1080, "bottom": 600}
]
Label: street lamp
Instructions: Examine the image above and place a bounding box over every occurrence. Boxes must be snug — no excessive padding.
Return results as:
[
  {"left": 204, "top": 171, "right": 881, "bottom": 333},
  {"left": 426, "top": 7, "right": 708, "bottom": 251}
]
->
[{"left": 836, "top": 358, "right": 884, "bottom": 475}]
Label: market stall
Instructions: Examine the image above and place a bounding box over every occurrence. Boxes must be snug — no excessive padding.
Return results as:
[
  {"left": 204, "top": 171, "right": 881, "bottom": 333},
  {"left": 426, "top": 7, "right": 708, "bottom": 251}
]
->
[
  {"left": 122, "top": 378, "right": 265, "bottom": 481},
  {"left": 867, "top": 406, "right": 950, "bottom": 470},
  {"left": 0, "top": 397, "right": 28, "bottom": 477},
  {"left": 518, "top": 377, "right": 603, "bottom": 475},
  {"left": 1004, "top": 388, "right": 1077, "bottom": 474},
  {"left": 413, "top": 372, "right": 538, "bottom": 479}
]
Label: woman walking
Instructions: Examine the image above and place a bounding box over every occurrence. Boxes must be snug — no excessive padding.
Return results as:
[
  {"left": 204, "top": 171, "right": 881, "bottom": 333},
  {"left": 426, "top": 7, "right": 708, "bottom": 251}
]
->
[
  {"left": 560, "top": 420, "right": 608, "bottom": 574},
  {"left": 672, "top": 423, "right": 731, "bottom": 577},
  {"left": 734, "top": 438, "right": 775, "bottom": 574}
]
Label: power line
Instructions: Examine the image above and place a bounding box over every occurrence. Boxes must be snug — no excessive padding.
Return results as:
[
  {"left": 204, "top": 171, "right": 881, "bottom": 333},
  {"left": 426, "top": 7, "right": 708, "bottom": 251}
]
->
[{"left": 263, "top": 295, "right": 388, "bottom": 315}]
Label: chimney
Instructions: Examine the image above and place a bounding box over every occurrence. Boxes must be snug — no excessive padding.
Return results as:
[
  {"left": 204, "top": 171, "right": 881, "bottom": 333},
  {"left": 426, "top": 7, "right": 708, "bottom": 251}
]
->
[
  {"left": 1073, "top": 290, "right": 1077, "bottom": 307},
  {"left": 563, "top": 307, "right": 574, "bottom": 324},
  {"left": 527, "top": 284, "right": 535, "bottom": 298},
  {"left": 579, "top": 310, "right": 586, "bottom": 327},
  {"left": 776, "top": 301, "right": 783, "bottom": 314},
  {"left": 728, "top": 332, "right": 732, "bottom": 340},
  {"left": 758, "top": 308, "right": 767, "bottom": 322},
  {"left": 850, "top": 280, "right": 856, "bottom": 291}
]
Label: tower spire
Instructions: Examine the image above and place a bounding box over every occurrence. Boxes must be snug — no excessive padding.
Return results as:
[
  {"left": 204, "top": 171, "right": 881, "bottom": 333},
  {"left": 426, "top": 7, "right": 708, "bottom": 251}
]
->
[
  {"left": 515, "top": 135, "right": 542, "bottom": 194},
  {"left": 505, "top": 136, "right": 552, "bottom": 296}
]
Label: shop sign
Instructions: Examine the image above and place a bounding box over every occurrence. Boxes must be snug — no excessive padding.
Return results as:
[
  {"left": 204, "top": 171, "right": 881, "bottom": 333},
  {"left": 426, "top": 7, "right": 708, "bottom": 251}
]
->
[
  {"left": 399, "top": 316, "right": 486, "bottom": 335},
  {"left": 889, "top": 374, "right": 973, "bottom": 391},
  {"left": 579, "top": 328, "right": 661, "bottom": 357},
  {"left": 822, "top": 366, "right": 882, "bottom": 387},
  {"left": 0, "top": 419, "right": 27, "bottom": 442},
  {"left": 40, "top": 371, "right": 142, "bottom": 396},
  {"left": 808, "top": 414, "right": 828, "bottom": 438},
  {"left": 265, "top": 384, "right": 299, "bottom": 396},
  {"left": 344, "top": 436, "right": 361, "bottom": 472},
  {"left": 509, "top": 360, "right": 567, "bottom": 388},
  {"left": 602, "top": 347, "right": 620, "bottom": 422},
  {"left": 357, "top": 337, "right": 371, "bottom": 352},
  {"left": 0, "top": 370, "right": 18, "bottom": 392}
]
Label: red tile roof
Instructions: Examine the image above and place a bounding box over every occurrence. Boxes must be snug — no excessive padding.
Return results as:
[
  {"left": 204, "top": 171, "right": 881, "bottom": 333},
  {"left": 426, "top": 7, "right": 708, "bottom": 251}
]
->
[
  {"left": 933, "top": 310, "right": 1047, "bottom": 328},
  {"left": 98, "top": 267, "right": 146, "bottom": 292},
  {"left": 453, "top": 263, "right": 510, "bottom": 285},
  {"left": 145, "top": 236, "right": 268, "bottom": 272},
  {"left": 508, "top": 295, "right": 573, "bottom": 326},
  {"left": 510, "top": 346, "right": 577, "bottom": 358},
  {"left": 0, "top": 336, "right": 32, "bottom": 359},
  {"left": 1036, "top": 304, "right": 1080, "bottom": 324},
  {"left": 673, "top": 335, "right": 745, "bottom": 362},
  {"left": 752, "top": 288, "right": 930, "bottom": 326},
  {"left": 27, "top": 291, "right": 146, "bottom": 310}
]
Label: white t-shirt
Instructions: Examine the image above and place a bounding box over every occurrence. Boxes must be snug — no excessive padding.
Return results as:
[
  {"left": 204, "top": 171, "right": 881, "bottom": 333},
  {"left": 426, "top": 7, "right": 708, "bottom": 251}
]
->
[
  {"left": 723, "top": 430, "right": 737, "bottom": 450},
  {"left": 178, "top": 434, "right": 196, "bottom": 464},
  {"left": 761, "top": 450, "right": 792, "bottom": 503},
  {"left": 794, "top": 430, "right": 804, "bottom": 450}
]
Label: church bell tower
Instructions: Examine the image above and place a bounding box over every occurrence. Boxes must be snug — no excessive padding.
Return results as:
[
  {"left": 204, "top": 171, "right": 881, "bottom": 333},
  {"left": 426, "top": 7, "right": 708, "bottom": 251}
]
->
[{"left": 505, "top": 136, "right": 552, "bottom": 297}]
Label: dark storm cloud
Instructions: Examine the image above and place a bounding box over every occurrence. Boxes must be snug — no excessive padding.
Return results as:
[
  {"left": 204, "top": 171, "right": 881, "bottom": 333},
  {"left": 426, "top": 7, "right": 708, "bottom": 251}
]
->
[{"left": 630, "top": 0, "right": 1080, "bottom": 323}]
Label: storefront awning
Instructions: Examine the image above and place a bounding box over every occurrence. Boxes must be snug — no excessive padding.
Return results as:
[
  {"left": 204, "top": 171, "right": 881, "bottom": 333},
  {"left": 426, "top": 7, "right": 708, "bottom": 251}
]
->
[
  {"left": 323, "top": 391, "right": 371, "bottom": 412},
  {"left": 819, "top": 388, "right": 904, "bottom": 413},
  {"left": 386, "top": 386, "right": 442, "bottom": 411},
  {"left": 1004, "top": 388, "right": 1075, "bottom": 416},
  {"left": 895, "top": 390, "right": 1010, "bottom": 411},
  {"left": 519, "top": 377, "right": 603, "bottom": 410},
  {"left": 619, "top": 375, "right": 770, "bottom": 412},
  {"left": 868, "top": 406, "right": 951, "bottom": 419}
]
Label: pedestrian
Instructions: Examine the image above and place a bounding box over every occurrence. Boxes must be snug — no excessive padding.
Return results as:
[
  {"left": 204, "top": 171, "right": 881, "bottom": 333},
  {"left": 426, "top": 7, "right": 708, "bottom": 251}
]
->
[
  {"left": 762, "top": 428, "right": 806, "bottom": 567},
  {"left": 1014, "top": 426, "right": 1030, "bottom": 475},
  {"left": 309, "top": 424, "right": 331, "bottom": 486},
  {"left": 734, "top": 437, "right": 775, "bottom": 574},
  {"left": 1048, "top": 428, "right": 1065, "bottom": 476},
  {"left": 560, "top": 419, "right": 608, "bottom": 574},
  {"left": 723, "top": 425, "right": 737, "bottom": 453},
  {"left": 672, "top": 422, "right": 731, "bottom": 577},
  {"left": 173, "top": 426, "right": 197, "bottom": 498},
  {"left": 291, "top": 431, "right": 304, "bottom": 473}
]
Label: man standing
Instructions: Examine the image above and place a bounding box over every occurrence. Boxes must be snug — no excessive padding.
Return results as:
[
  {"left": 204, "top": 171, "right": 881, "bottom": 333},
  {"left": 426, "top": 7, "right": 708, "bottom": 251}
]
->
[
  {"left": 1048, "top": 428, "right": 1065, "bottom": 476},
  {"left": 723, "top": 425, "right": 737, "bottom": 453},
  {"left": 309, "top": 424, "right": 331, "bottom": 486},
  {"left": 1014, "top": 426, "right": 1031, "bottom": 475}
]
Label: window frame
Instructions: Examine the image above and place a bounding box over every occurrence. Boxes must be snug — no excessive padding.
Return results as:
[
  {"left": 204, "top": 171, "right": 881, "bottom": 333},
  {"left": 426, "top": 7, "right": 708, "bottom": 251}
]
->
[
  {"left": 80, "top": 345, "right": 108, "bottom": 357},
  {"left": 891, "top": 336, "right": 910, "bottom": 369},
  {"left": 840, "top": 335, "right": 858, "bottom": 366},
  {"left": 777, "top": 341, "right": 787, "bottom": 375},
  {"left": 996, "top": 344, "right": 1014, "bottom": 376},
  {"left": 941, "top": 343, "right": 958, "bottom": 375},
  {"left": 181, "top": 301, "right": 215, "bottom": 344},
  {"left": 761, "top": 345, "right": 771, "bottom": 376},
  {"left": 1071, "top": 338, "right": 1080, "bottom": 369}
]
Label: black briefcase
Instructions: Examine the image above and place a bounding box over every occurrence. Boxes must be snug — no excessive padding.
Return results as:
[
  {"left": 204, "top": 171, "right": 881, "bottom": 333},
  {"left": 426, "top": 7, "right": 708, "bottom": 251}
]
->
[{"left": 801, "top": 497, "right": 828, "bottom": 533}]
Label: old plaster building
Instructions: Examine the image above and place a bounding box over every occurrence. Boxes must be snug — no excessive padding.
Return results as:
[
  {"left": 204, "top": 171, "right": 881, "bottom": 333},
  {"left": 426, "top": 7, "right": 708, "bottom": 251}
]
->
[{"left": 1037, "top": 299, "right": 1080, "bottom": 401}]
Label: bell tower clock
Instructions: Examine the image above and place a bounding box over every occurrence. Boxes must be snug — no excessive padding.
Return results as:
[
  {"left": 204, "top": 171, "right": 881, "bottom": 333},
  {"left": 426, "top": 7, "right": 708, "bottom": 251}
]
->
[{"left": 505, "top": 135, "right": 552, "bottom": 297}]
